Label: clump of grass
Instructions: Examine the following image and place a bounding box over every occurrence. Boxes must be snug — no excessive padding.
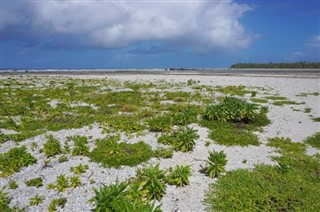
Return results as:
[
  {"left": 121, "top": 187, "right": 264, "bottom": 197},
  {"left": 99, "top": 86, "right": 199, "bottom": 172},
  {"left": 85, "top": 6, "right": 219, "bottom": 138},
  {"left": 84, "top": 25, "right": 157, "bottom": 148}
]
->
[
  {"left": 58, "top": 155, "right": 68, "bottom": 163},
  {"left": 29, "top": 194, "right": 44, "bottom": 206},
  {"left": 304, "top": 107, "right": 312, "bottom": 113},
  {"left": 89, "top": 136, "right": 154, "bottom": 168},
  {"left": 158, "top": 127, "right": 199, "bottom": 152},
  {"left": 165, "top": 165, "right": 191, "bottom": 187},
  {"left": 42, "top": 135, "right": 62, "bottom": 157},
  {"left": 251, "top": 98, "right": 268, "bottom": 103},
  {"left": 205, "top": 137, "right": 320, "bottom": 211},
  {"left": 70, "top": 164, "right": 89, "bottom": 175},
  {"left": 71, "top": 136, "right": 89, "bottom": 156},
  {"left": 8, "top": 180, "right": 18, "bottom": 189},
  {"left": 215, "top": 85, "right": 252, "bottom": 96},
  {"left": 154, "top": 147, "right": 174, "bottom": 159},
  {"left": 89, "top": 180, "right": 160, "bottom": 211},
  {"left": 202, "top": 151, "right": 227, "bottom": 178},
  {"left": 312, "top": 117, "right": 320, "bottom": 122},
  {"left": 304, "top": 132, "right": 320, "bottom": 149},
  {"left": 148, "top": 114, "right": 173, "bottom": 132},
  {"left": 48, "top": 197, "right": 67, "bottom": 212},
  {"left": 0, "top": 146, "right": 37, "bottom": 177},
  {"left": 25, "top": 177, "right": 43, "bottom": 188},
  {"left": 273, "top": 100, "right": 303, "bottom": 106}
]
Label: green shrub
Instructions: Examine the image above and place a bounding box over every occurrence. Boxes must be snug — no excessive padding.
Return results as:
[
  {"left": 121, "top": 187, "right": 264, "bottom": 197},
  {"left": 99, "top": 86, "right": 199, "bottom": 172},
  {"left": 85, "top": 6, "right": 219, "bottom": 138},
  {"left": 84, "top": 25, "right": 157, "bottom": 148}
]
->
[
  {"left": 70, "top": 164, "right": 89, "bottom": 175},
  {"left": 71, "top": 136, "right": 89, "bottom": 156},
  {"left": 8, "top": 180, "right": 18, "bottom": 189},
  {"left": 55, "top": 174, "right": 69, "bottom": 192},
  {"left": 203, "top": 151, "right": 227, "bottom": 178},
  {"left": 209, "top": 124, "right": 260, "bottom": 146},
  {"left": 304, "top": 132, "right": 320, "bottom": 149},
  {"left": 158, "top": 127, "right": 199, "bottom": 152},
  {"left": 29, "top": 194, "right": 44, "bottom": 206},
  {"left": 154, "top": 147, "right": 174, "bottom": 159},
  {"left": 70, "top": 176, "right": 81, "bottom": 188},
  {"left": 0, "top": 146, "right": 37, "bottom": 177},
  {"left": 89, "top": 181, "right": 161, "bottom": 212},
  {"left": 135, "top": 164, "right": 166, "bottom": 201},
  {"left": 148, "top": 115, "right": 173, "bottom": 132},
  {"left": 0, "top": 188, "right": 10, "bottom": 211},
  {"left": 170, "top": 106, "right": 199, "bottom": 125},
  {"left": 25, "top": 177, "right": 43, "bottom": 188},
  {"left": 58, "top": 155, "right": 68, "bottom": 163},
  {"left": 165, "top": 165, "right": 191, "bottom": 187},
  {"left": 89, "top": 137, "right": 154, "bottom": 168},
  {"left": 48, "top": 197, "right": 67, "bottom": 212},
  {"left": 204, "top": 97, "right": 261, "bottom": 123},
  {"left": 42, "top": 135, "right": 62, "bottom": 157}
]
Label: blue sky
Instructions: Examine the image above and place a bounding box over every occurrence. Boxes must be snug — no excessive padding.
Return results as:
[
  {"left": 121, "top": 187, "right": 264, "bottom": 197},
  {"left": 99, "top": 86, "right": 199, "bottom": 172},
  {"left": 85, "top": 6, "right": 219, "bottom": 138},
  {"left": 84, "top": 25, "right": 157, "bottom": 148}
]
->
[{"left": 1, "top": 0, "right": 319, "bottom": 69}]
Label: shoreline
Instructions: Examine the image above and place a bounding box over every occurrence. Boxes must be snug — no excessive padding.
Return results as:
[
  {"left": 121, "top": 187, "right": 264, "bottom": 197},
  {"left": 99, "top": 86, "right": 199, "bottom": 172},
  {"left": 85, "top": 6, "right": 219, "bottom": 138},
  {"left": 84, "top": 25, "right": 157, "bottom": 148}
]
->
[{"left": 0, "top": 69, "right": 320, "bottom": 78}]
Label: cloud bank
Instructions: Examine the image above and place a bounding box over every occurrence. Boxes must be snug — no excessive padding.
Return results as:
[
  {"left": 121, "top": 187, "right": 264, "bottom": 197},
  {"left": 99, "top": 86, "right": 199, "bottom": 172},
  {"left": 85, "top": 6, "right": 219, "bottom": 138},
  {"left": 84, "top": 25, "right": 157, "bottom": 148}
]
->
[{"left": 2, "top": 0, "right": 254, "bottom": 54}]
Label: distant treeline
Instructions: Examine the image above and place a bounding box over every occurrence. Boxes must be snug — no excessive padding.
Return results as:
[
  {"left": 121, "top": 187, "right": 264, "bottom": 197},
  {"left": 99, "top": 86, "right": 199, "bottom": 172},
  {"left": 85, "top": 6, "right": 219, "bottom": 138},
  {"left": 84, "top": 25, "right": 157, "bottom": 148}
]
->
[{"left": 230, "top": 62, "right": 320, "bottom": 69}]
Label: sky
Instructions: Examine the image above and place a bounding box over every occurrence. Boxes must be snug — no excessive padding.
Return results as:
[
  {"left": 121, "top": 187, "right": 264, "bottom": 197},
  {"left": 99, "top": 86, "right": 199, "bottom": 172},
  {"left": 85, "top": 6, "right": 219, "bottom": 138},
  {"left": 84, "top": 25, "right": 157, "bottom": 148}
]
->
[{"left": 1, "top": 0, "right": 319, "bottom": 69}]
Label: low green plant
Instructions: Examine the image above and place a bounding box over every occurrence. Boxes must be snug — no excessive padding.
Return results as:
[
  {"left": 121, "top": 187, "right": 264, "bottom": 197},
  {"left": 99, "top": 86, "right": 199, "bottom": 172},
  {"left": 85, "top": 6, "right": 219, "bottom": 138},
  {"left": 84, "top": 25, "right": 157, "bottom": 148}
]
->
[
  {"left": 58, "top": 155, "right": 68, "bottom": 163},
  {"left": 70, "top": 176, "right": 81, "bottom": 188},
  {"left": 42, "top": 135, "right": 62, "bottom": 157},
  {"left": 204, "top": 97, "right": 262, "bottom": 123},
  {"left": 148, "top": 115, "right": 173, "bottom": 132},
  {"left": 0, "top": 187, "right": 10, "bottom": 211},
  {"left": 203, "top": 151, "right": 227, "bottom": 178},
  {"left": 29, "top": 194, "right": 44, "bottom": 206},
  {"left": 154, "top": 147, "right": 174, "bottom": 159},
  {"left": 304, "top": 132, "right": 320, "bottom": 149},
  {"left": 46, "top": 183, "right": 55, "bottom": 190},
  {"left": 158, "top": 127, "right": 199, "bottom": 152},
  {"left": 55, "top": 174, "right": 69, "bottom": 192},
  {"left": 70, "top": 164, "right": 89, "bottom": 175},
  {"left": 0, "top": 146, "right": 37, "bottom": 177},
  {"left": 89, "top": 137, "right": 154, "bottom": 168},
  {"left": 312, "top": 117, "right": 320, "bottom": 122},
  {"left": 304, "top": 107, "right": 312, "bottom": 113},
  {"left": 135, "top": 164, "right": 166, "bottom": 201},
  {"left": 273, "top": 100, "right": 303, "bottom": 106},
  {"left": 205, "top": 138, "right": 320, "bottom": 211},
  {"left": 215, "top": 85, "right": 252, "bottom": 96},
  {"left": 170, "top": 106, "right": 199, "bottom": 126},
  {"left": 165, "top": 165, "right": 191, "bottom": 187},
  {"left": 48, "top": 197, "right": 67, "bottom": 212},
  {"left": 71, "top": 136, "right": 89, "bottom": 156},
  {"left": 25, "top": 177, "right": 43, "bottom": 187},
  {"left": 209, "top": 124, "right": 260, "bottom": 146},
  {"left": 250, "top": 98, "right": 268, "bottom": 103},
  {"left": 8, "top": 180, "right": 18, "bottom": 189},
  {"left": 89, "top": 180, "right": 161, "bottom": 211}
]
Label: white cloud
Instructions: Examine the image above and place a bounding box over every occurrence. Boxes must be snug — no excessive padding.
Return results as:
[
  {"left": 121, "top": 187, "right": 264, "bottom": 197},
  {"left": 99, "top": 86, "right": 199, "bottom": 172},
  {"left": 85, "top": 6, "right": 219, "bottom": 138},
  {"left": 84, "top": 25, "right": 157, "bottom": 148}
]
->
[
  {"left": 2, "top": 0, "right": 254, "bottom": 53},
  {"left": 305, "top": 35, "right": 320, "bottom": 49}
]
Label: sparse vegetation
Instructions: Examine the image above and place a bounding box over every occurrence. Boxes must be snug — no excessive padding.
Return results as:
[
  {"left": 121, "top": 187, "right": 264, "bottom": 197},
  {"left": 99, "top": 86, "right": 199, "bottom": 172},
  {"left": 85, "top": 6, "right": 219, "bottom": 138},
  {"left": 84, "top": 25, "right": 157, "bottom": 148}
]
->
[
  {"left": 25, "top": 177, "right": 43, "bottom": 188},
  {"left": 42, "top": 135, "right": 62, "bottom": 157},
  {"left": 304, "top": 132, "right": 320, "bottom": 149},
  {"left": 165, "top": 165, "right": 191, "bottom": 187},
  {"left": 0, "top": 146, "right": 37, "bottom": 177},
  {"left": 89, "top": 136, "right": 154, "bottom": 168}
]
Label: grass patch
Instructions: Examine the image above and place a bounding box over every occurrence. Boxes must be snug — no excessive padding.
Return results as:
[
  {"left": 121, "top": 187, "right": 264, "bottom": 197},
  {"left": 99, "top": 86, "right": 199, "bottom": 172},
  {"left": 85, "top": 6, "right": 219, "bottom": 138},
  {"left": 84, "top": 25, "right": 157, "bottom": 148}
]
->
[
  {"left": 205, "top": 137, "right": 320, "bottom": 211},
  {"left": 272, "top": 100, "right": 304, "bottom": 106},
  {"left": 215, "top": 85, "right": 254, "bottom": 96},
  {"left": 0, "top": 146, "right": 37, "bottom": 177},
  {"left": 250, "top": 98, "right": 268, "bottom": 103},
  {"left": 89, "top": 136, "right": 154, "bottom": 168},
  {"left": 304, "top": 132, "right": 320, "bottom": 149},
  {"left": 263, "top": 96, "right": 288, "bottom": 101},
  {"left": 312, "top": 117, "right": 320, "bottom": 122}
]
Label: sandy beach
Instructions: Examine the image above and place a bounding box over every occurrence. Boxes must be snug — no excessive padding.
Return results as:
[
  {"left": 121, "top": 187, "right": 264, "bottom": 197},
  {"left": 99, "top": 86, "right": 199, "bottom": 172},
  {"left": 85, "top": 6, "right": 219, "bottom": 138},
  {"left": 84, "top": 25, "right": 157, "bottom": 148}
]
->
[{"left": 0, "top": 72, "right": 319, "bottom": 211}]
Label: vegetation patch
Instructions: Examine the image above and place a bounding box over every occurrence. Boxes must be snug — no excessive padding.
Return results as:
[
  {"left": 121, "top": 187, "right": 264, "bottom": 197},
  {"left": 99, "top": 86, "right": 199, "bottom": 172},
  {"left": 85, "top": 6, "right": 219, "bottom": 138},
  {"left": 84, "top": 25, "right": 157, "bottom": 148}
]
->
[
  {"left": 158, "top": 127, "right": 199, "bottom": 152},
  {"left": 250, "top": 98, "right": 268, "bottom": 103},
  {"left": 202, "top": 150, "right": 227, "bottom": 178},
  {"left": 89, "top": 136, "right": 154, "bottom": 168},
  {"left": 25, "top": 177, "right": 43, "bottom": 188},
  {"left": 41, "top": 135, "right": 62, "bottom": 157},
  {"left": 0, "top": 146, "right": 37, "bottom": 177},
  {"left": 312, "top": 117, "right": 320, "bottom": 122},
  {"left": 165, "top": 165, "right": 191, "bottom": 187},
  {"left": 304, "top": 132, "right": 320, "bottom": 149},
  {"left": 272, "top": 100, "right": 304, "bottom": 106},
  {"left": 205, "top": 138, "right": 320, "bottom": 211},
  {"left": 215, "top": 85, "right": 253, "bottom": 96}
]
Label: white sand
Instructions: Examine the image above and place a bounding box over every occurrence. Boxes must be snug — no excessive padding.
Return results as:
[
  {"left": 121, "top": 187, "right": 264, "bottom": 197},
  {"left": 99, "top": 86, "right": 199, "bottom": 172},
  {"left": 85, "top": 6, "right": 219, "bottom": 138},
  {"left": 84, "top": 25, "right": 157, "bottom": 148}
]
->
[{"left": 0, "top": 73, "right": 319, "bottom": 211}]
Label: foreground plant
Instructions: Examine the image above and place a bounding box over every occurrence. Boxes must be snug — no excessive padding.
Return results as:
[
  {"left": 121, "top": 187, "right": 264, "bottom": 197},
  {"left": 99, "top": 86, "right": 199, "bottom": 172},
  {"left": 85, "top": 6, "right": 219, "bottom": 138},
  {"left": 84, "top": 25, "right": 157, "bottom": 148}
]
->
[
  {"left": 0, "top": 146, "right": 37, "bottom": 177},
  {"left": 42, "top": 135, "right": 62, "bottom": 157},
  {"left": 203, "top": 151, "right": 227, "bottom": 178},
  {"left": 165, "top": 165, "right": 192, "bottom": 187},
  {"left": 71, "top": 136, "right": 89, "bottom": 156},
  {"left": 89, "top": 181, "right": 161, "bottom": 211},
  {"left": 158, "top": 127, "right": 199, "bottom": 152},
  {"left": 48, "top": 197, "right": 67, "bottom": 212},
  {"left": 29, "top": 194, "right": 44, "bottom": 206},
  {"left": 205, "top": 138, "right": 320, "bottom": 211},
  {"left": 135, "top": 164, "right": 166, "bottom": 201}
]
